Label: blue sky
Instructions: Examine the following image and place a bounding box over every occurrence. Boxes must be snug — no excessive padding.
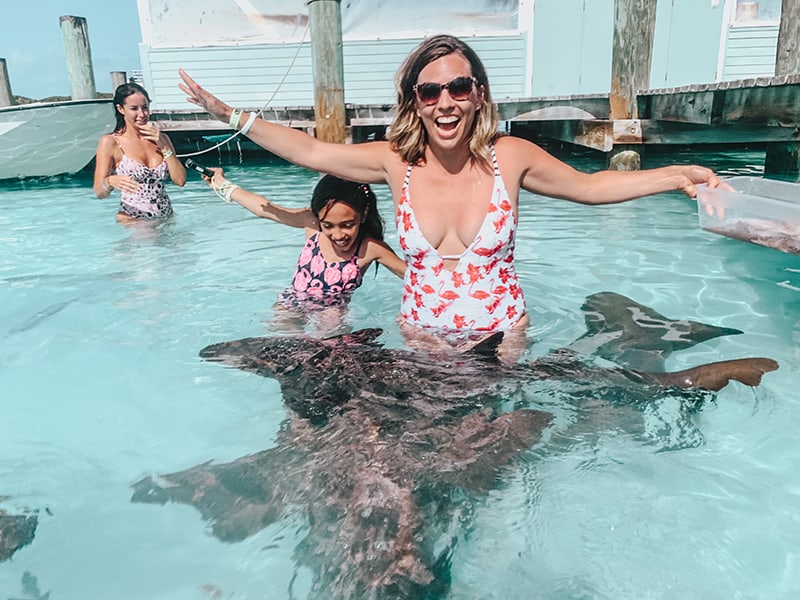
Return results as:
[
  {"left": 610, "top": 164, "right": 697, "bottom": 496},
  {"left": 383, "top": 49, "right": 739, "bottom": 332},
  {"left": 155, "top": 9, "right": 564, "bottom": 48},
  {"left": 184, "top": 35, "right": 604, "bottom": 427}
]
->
[{"left": 2, "top": 0, "right": 141, "bottom": 99}]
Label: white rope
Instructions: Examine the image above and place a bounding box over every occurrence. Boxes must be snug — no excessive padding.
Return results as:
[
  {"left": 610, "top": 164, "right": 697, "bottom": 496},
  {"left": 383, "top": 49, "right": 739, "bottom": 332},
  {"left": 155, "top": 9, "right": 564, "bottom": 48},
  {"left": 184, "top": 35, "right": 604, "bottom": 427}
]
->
[{"left": 177, "top": 19, "right": 310, "bottom": 159}]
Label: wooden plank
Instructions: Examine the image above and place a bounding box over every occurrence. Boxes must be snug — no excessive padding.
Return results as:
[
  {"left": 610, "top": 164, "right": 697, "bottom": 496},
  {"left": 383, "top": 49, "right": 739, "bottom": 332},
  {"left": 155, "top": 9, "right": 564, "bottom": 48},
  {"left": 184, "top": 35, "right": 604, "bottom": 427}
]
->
[
  {"left": 641, "top": 121, "right": 800, "bottom": 144},
  {"left": 646, "top": 91, "right": 716, "bottom": 125},
  {"left": 513, "top": 118, "right": 800, "bottom": 150},
  {"left": 721, "top": 85, "right": 800, "bottom": 124}
]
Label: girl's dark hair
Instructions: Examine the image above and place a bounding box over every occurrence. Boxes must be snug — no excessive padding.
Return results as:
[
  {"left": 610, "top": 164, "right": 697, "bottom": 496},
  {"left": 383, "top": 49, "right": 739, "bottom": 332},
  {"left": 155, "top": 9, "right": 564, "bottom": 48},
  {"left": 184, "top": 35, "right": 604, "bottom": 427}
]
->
[
  {"left": 112, "top": 82, "right": 150, "bottom": 133},
  {"left": 311, "top": 175, "right": 384, "bottom": 242}
]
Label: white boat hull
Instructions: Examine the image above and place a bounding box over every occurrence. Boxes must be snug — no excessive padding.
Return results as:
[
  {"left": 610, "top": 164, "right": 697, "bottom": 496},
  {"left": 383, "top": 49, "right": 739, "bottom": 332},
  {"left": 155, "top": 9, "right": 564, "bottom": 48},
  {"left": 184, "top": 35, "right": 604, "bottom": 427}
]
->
[{"left": 0, "top": 99, "right": 115, "bottom": 180}]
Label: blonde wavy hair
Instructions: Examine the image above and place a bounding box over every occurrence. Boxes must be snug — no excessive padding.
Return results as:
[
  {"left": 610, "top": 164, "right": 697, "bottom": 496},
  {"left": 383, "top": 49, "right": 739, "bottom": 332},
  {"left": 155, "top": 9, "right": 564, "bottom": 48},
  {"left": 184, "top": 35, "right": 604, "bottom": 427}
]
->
[{"left": 387, "top": 35, "right": 500, "bottom": 167}]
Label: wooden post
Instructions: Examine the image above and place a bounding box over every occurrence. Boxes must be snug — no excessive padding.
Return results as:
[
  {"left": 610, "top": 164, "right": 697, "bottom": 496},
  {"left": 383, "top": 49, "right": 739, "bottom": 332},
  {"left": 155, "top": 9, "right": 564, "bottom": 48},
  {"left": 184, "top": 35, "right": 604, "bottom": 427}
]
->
[
  {"left": 608, "top": 0, "right": 657, "bottom": 170},
  {"left": 59, "top": 15, "right": 97, "bottom": 100},
  {"left": 110, "top": 71, "right": 128, "bottom": 92},
  {"left": 774, "top": 0, "right": 800, "bottom": 74},
  {"left": 765, "top": 0, "right": 800, "bottom": 176},
  {"left": 307, "top": 0, "right": 346, "bottom": 144},
  {"left": 0, "top": 58, "right": 14, "bottom": 107}
]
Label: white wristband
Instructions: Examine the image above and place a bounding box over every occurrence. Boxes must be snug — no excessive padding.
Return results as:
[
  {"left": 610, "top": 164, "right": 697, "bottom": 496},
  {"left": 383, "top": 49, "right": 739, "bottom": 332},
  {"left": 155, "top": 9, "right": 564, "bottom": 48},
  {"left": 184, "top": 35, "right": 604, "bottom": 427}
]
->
[
  {"left": 228, "top": 108, "right": 243, "bottom": 130},
  {"left": 239, "top": 112, "right": 257, "bottom": 136},
  {"left": 224, "top": 183, "right": 240, "bottom": 202}
]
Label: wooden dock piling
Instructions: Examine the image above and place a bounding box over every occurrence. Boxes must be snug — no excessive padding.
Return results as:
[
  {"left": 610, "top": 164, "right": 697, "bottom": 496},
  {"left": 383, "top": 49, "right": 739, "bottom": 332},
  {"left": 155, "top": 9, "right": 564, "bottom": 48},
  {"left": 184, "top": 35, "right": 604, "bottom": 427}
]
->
[
  {"left": 0, "top": 58, "right": 14, "bottom": 107},
  {"left": 765, "top": 0, "right": 800, "bottom": 176},
  {"left": 308, "top": 0, "right": 346, "bottom": 144},
  {"left": 59, "top": 15, "right": 97, "bottom": 100},
  {"left": 110, "top": 71, "right": 128, "bottom": 92},
  {"left": 607, "top": 0, "right": 657, "bottom": 170}
]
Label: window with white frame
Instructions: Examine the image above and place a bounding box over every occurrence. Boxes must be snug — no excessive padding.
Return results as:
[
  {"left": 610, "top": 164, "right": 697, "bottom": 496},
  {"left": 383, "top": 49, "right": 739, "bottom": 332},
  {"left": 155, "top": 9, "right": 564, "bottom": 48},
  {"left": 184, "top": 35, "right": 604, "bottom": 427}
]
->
[{"left": 733, "top": 0, "right": 782, "bottom": 24}]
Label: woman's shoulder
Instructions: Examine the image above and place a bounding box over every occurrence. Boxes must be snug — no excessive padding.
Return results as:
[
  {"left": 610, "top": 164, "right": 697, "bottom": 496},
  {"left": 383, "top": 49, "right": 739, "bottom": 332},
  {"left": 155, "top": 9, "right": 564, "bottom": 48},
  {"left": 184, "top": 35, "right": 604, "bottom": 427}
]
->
[
  {"left": 493, "top": 135, "right": 550, "bottom": 168},
  {"left": 96, "top": 133, "right": 118, "bottom": 150},
  {"left": 493, "top": 134, "right": 540, "bottom": 152}
]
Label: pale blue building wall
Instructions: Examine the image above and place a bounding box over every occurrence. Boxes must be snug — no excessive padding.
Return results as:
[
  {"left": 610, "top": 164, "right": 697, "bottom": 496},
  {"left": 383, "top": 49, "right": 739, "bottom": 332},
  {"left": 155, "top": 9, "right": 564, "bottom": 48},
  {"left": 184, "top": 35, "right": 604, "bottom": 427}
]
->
[
  {"left": 139, "top": 1, "right": 781, "bottom": 111},
  {"left": 530, "top": 0, "right": 729, "bottom": 95},
  {"left": 530, "top": 0, "right": 614, "bottom": 96},
  {"left": 650, "top": 0, "right": 726, "bottom": 88}
]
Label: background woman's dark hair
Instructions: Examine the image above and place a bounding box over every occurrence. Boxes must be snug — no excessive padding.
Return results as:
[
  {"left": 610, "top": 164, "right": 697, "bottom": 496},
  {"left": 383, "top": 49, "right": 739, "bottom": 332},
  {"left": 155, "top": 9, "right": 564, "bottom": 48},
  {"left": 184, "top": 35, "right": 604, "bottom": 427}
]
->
[
  {"left": 112, "top": 82, "right": 150, "bottom": 133},
  {"left": 311, "top": 175, "right": 384, "bottom": 242}
]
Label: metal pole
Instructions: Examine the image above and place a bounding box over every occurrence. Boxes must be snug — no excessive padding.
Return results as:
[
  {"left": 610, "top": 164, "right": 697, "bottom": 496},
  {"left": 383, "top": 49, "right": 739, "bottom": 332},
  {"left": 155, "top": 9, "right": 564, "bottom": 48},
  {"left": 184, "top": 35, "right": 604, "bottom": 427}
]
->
[
  {"left": 59, "top": 15, "right": 97, "bottom": 100},
  {"left": 307, "top": 0, "right": 346, "bottom": 144}
]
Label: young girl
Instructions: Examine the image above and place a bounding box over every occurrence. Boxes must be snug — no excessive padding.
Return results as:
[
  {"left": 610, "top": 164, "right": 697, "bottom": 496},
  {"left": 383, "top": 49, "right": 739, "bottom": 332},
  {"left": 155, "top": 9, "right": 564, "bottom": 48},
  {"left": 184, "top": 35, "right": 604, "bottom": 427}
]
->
[
  {"left": 206, "top": 169, "right": 405, "bottom": 310},
  {"left": 94, "top": 83, "right": 186, "bottom": 222}
]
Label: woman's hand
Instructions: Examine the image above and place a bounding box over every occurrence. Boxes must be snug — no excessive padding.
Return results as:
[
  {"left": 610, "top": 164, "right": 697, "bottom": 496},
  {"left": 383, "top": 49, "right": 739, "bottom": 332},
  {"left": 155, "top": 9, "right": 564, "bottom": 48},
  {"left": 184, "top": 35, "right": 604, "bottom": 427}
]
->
[
  {"left": 178, "top": 68, "right": 233, "bottom": 123},
  {"left": 675, "top": 165, "right": 734, "bottom": 198},
  {"left": 137, "top": 122, "right": 168, "bottom": 150},
  {"left": 109, "top": 174, "right": 139, "bottom": 195},
  {"left": 208, "top": 167, "right": 226, "bottom": 187}
]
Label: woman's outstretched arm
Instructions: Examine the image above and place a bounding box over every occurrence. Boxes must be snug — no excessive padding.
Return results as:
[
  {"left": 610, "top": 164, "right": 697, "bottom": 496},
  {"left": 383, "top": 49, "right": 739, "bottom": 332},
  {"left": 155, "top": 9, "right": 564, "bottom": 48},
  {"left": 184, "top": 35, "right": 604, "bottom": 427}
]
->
[{"left": 178, "top": 69, "right": 392, "bottom": 185}]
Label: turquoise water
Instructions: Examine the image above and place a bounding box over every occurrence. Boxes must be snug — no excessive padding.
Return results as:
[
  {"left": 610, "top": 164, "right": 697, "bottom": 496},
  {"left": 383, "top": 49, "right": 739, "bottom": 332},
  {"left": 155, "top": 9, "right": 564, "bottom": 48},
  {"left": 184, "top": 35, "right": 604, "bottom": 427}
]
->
[{"left": 1, "top": 148, "right": 798, "bottom": 599}]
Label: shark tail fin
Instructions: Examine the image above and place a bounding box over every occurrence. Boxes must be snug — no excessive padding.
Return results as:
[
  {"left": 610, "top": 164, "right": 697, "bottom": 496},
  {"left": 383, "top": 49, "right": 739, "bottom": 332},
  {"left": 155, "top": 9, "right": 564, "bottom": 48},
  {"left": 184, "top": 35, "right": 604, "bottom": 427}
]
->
[{"left": 651, "top": 357, "right": 779, "bottom": 392}]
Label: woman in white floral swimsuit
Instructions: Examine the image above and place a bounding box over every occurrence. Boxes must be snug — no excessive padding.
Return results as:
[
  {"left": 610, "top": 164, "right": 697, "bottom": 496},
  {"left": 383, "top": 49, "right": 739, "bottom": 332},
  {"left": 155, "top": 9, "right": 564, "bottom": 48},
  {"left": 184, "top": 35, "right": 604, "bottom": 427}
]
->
[{"left": 178, "top": 35, "right": 727, "bottom": 335}]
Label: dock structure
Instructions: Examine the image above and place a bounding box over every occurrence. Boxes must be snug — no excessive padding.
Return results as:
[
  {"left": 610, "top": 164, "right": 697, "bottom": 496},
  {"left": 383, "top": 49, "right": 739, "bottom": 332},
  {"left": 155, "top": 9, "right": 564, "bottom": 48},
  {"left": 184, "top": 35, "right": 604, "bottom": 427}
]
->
[
  {"left": 143, "top": 0, "right": 800, "bottom": 175},
  {"left": 509, "top": 73, "right": 800, "bottom": 151},
  {"left": 154, "top": 74, "right": 800, "bottom": 173}
]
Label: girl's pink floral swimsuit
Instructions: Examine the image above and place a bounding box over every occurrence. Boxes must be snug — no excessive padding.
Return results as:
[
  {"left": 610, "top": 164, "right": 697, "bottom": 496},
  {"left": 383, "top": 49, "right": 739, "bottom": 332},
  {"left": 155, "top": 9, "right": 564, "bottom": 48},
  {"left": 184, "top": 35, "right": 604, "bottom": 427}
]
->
[
  {"left": 396, "top": 145, "right": 526, "bottom": 332},
  {"left": 278, "top": 232, "right": 364, "bottom": 308}
]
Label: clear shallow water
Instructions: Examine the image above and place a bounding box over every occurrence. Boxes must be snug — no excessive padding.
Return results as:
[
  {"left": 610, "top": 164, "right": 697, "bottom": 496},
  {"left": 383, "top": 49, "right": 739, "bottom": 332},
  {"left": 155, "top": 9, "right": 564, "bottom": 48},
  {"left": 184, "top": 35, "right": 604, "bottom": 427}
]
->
[{"left": 1, "top": 149, "right": 798, "bottom": 600}]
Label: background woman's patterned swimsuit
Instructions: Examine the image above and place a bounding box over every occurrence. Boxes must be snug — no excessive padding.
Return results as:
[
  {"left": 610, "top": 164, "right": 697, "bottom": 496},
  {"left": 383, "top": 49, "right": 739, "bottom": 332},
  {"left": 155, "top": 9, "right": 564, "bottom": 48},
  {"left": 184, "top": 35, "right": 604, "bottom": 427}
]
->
[{"left": 113, "top": 135, "right": 172, "bottom": 219}]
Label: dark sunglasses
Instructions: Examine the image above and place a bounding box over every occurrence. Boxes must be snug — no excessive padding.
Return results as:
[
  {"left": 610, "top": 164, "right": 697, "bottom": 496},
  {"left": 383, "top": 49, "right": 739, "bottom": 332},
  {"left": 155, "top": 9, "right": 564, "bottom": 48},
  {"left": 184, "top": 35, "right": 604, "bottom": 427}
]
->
[{"left": 413, "top": 76, "right": 478, "bottom": 105}]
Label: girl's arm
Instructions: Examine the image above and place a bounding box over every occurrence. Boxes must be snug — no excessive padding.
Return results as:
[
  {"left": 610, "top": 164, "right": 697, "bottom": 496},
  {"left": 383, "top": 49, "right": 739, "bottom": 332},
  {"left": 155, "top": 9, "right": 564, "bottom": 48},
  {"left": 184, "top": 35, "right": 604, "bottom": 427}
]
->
[
  {"left": 361, "top": 239, "right": 406, "bottom": 278},
  {"left": 178, "top": 69, "right": 392, "bottom": 185},
  {"left": 210, "top": 170, "right": 317, "bottom": 229}
]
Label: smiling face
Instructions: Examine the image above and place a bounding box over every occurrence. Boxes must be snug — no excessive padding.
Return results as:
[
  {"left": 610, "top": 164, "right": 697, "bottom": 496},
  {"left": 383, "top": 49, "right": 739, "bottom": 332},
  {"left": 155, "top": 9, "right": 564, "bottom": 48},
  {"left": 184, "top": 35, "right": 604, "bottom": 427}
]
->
[
  {"left": 116, "top": 91, "right": 151, "bottom": 130},
  {"left": 318, "top": 200, "right": 363, "bottom": 255},
  {"left": 414, "top": 53, "right": 484, "bottom": 152}
]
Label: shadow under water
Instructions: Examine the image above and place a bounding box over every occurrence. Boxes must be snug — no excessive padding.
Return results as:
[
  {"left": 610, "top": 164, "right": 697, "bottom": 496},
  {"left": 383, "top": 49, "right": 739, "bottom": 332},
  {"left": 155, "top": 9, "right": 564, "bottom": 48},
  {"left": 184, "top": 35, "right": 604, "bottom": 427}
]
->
[{"left": 129, "top": 292, "right": 778, "bottom": 600}]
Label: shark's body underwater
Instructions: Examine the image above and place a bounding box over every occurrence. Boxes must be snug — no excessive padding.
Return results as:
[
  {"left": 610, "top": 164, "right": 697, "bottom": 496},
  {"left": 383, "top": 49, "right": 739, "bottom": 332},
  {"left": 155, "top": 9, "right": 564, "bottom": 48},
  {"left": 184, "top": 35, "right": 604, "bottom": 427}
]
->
[{"left": 132, "top": 292, "right": 777, "bottom": 599}]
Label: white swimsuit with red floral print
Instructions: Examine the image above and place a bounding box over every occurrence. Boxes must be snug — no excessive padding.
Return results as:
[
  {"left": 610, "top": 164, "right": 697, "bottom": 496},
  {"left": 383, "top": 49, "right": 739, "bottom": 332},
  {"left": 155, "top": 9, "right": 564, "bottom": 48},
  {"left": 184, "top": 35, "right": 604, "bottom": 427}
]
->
[{"left": 396, "top": 145, "right": 526, "bottom": 332}]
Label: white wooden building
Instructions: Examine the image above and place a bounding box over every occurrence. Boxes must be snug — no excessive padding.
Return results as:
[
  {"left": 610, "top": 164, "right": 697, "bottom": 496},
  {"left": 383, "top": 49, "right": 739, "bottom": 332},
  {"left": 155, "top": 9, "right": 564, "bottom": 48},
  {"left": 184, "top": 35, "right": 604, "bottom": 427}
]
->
[{"left": 134, "top": 0, "right": 784, "bottom": 111}]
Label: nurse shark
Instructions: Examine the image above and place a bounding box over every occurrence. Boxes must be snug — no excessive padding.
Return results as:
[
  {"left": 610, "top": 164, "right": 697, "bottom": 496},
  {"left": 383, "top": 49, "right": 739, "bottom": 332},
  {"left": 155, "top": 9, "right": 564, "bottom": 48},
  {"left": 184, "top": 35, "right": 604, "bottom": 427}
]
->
[{"left": 132, "top": 292, "right": 777, "bottom": 599}]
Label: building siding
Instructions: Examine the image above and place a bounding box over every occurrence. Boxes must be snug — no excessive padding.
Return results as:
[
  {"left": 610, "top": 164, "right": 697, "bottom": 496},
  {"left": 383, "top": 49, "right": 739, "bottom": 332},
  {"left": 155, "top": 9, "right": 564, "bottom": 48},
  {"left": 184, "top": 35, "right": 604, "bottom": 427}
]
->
[
  {"left": 142, "top": 35, "right": 528, "bottom": 111},
  {"left": 722, "top": 25, "right": 779, "bottom": 80}
]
